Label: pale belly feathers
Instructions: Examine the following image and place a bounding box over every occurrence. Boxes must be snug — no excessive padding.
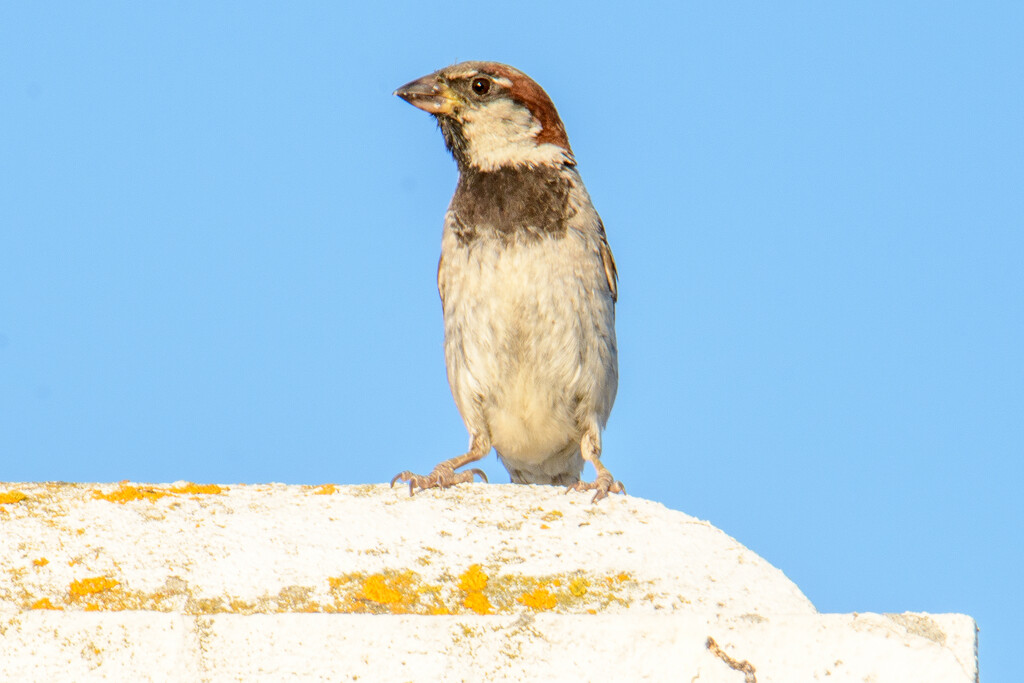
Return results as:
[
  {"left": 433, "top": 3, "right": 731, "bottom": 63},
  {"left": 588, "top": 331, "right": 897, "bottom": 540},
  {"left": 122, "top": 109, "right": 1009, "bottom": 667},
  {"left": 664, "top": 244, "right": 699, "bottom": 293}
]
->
[{"left": 440, "top": 232, "right": 617, "bottom": 470}]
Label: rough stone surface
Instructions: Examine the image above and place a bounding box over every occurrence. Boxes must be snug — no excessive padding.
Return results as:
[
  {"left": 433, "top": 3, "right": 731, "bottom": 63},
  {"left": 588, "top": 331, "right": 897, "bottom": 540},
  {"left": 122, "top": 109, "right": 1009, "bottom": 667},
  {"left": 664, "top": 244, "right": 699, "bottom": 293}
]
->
[
  {"left": 0, "top": 482, "right": 814, "bottom": 617},
  {"left": 0, "top": 482, "right": 977, "bottom": 681}
]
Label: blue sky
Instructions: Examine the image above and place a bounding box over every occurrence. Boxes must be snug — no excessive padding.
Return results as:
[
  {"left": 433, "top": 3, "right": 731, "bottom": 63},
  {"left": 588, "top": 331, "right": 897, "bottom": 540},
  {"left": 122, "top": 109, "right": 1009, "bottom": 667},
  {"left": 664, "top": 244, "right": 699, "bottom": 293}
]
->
[{"left": 1, "top": 1, "right": 1020, "bottom": 677}]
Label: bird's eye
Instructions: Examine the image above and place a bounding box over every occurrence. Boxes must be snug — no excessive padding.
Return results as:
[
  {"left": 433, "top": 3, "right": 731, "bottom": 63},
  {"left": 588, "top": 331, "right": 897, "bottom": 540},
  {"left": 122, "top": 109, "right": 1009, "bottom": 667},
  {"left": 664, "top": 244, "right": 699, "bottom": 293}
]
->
[{"left": 471, "top": 77, "right": 491, "bottom": 96}]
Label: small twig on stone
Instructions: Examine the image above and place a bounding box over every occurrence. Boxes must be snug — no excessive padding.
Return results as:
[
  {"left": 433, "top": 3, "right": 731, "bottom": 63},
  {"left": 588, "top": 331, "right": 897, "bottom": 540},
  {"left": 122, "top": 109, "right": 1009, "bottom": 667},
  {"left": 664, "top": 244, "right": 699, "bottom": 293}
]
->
[{"left": 706, "top": 636, "right": 756, "bottom": 683}]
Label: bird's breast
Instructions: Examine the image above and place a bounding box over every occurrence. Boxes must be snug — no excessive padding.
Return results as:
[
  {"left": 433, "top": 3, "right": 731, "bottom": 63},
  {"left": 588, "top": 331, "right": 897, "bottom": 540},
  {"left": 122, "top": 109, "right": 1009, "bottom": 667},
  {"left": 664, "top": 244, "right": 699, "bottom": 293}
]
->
[{"left": 440, "top": 227, "right": 617, "bottom": 463}]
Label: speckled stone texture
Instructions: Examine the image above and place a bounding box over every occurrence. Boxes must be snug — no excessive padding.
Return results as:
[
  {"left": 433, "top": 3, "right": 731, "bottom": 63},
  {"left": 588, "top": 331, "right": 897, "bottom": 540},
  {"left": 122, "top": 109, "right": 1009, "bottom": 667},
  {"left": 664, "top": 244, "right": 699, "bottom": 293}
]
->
[{"left": 0, "top": 482, "right": 977, "bottom": 681}]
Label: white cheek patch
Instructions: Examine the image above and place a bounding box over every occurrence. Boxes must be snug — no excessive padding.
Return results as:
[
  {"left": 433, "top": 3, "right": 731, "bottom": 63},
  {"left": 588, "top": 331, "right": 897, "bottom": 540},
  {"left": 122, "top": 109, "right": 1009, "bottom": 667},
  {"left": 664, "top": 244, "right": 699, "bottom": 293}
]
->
[{"left": 462, "top": 99, "right": 571, "bottom": 171}]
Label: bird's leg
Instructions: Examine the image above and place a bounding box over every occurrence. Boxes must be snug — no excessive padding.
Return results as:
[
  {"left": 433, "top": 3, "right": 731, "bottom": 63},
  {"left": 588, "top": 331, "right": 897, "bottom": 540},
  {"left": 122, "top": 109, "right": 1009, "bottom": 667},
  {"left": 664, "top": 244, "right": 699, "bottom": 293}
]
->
[
  {"left": 566, "top": 428, "right": 625, "bottom": 503},
  {"left": 391, "top": 434, "right": 490, "bottom": 496}
]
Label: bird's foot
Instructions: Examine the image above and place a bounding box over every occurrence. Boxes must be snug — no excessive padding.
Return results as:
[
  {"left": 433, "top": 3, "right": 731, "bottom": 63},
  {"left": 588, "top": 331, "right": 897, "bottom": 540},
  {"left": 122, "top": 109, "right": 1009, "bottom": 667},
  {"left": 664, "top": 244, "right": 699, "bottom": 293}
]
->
[
  {"left": 566, "top": 471, "right": 626, "bottom": 504},
  {"left": 390, "top": 461, "right": 488, "bottom": 496}
]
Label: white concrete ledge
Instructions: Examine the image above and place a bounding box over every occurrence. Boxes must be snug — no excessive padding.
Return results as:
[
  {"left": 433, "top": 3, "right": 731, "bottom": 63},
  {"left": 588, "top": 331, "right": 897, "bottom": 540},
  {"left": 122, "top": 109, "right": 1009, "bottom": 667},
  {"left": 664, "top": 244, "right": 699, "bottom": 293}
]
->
[
  {"left": 1, "top": 612, "right": 977, "bottom": 682},
  {"left": 0, "top": 482, "right": 977, "bottom": 681}
]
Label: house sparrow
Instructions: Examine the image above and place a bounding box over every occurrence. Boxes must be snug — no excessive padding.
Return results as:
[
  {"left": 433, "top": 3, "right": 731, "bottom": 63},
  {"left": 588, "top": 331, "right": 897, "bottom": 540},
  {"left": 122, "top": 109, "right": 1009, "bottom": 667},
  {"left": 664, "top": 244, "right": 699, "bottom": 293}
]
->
[{"left": 391, "top": 62, "right": 623, "bottom": 502}]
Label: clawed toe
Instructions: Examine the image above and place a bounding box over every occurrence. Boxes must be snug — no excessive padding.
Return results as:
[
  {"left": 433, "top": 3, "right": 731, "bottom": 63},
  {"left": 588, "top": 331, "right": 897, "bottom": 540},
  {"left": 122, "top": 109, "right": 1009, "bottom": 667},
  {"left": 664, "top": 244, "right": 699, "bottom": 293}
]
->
[
  {"left": 565, "top": 474, "right": 626, "bottom": 504},
  {"left": 390, "top": 465, "right": 487, "bottom": 496}
]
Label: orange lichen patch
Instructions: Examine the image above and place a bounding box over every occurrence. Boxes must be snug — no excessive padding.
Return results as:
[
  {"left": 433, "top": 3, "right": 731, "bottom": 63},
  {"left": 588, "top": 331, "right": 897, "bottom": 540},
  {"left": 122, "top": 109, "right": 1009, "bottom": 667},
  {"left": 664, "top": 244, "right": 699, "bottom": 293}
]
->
[
  {"left": 457, "top": 564, "right": 493, "bottom": 614},
  {"left": 329, "top": 571, "right": 426, "bottom": 614},
  {"left": 518, "top": 586, "right": 557, "bottom": 611},
  {"left": 458, "top": 564, "right": 489, "bottom": 593},
  {"left": 11, "top": 569, "right": 644, "bottom": 616},
  {"left": 32, "top": 557, "right": 50, "bottom": 567},
  {"left": 91, "top": 482, "right": 228, "bottom": 503},
  {"left": 168, "top": 483, "right": 225, "bottom": 495},
  {"left": 92, "top": 485, "right": 167, "bottom": 504},
  {"left": 75, "top": 528, "right": 85, "bottom": 535},
  {"left": 463, "top": 591, "right": 493, "bottom": 615},
  {"left": 313, "top": 484, "right": 337, "bottom": 495},
  {"left": 70, "top": 576, "right": 120, "bottom": 598},
  {"left": 603, "top": 575, "right": 623, "bottom": 587},
  {"left": 0, "top": 490, "right": 28, "bottom": 504},
  {"left": 317, "top": 568, "right": 643, "bottom": 616},
  {"left": 359, "top": 574, "right": 404, "bottom": 605}
]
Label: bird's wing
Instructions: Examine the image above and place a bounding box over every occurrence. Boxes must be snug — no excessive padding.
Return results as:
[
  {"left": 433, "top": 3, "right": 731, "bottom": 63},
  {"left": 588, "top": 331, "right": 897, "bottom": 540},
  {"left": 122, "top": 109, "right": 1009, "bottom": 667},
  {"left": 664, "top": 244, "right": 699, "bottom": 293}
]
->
[
  {"left": 599, "top": 233, "right": 618, "bottom": 303},
  {"left": 437, "top": 250, "right": 446, "bottom": 306}
]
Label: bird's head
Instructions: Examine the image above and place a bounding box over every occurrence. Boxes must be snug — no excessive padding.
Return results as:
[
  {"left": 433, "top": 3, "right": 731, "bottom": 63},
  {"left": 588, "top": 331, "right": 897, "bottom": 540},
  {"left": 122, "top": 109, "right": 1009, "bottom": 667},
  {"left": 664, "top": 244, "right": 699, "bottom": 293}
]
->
[{"left": 395, "top": 61, "right": 575, "bottom": 172}]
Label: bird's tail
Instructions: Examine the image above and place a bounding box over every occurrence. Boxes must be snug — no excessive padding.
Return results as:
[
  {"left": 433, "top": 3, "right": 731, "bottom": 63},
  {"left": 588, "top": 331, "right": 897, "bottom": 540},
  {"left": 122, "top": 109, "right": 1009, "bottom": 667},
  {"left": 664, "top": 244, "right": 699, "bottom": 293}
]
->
[{"left": 498, "top": 442, "right": 583, "bottom": 486}]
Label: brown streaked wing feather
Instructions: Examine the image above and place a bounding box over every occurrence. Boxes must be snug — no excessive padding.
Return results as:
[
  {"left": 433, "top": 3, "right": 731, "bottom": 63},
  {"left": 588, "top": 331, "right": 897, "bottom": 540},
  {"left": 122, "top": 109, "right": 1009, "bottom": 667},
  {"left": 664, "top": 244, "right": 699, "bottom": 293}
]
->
[
  {"left": 600, "top": 237, "right": 618, "bottom": 303},
  {"left": 437, "top": 251, "right": 446, "bottom": 305}
]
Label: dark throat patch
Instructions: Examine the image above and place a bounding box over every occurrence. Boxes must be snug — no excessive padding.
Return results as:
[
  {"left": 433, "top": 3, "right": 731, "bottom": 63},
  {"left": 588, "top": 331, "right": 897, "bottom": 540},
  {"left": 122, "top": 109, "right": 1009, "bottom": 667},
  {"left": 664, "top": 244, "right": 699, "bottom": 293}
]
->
[
  {"left": 437, "top": 116, "right": 471, "bottom": 169},
  {"left": 449, "top": 165, "right": 573, "bottom": 245}
]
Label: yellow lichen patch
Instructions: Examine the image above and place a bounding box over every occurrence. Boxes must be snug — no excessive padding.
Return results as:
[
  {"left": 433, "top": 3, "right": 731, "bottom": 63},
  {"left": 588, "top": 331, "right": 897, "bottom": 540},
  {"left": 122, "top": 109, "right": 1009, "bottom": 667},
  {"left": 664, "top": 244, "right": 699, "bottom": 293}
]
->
[
  {"left": 92, "top": 485, "right": 167, "bottom": 504},
  {"left": 486, "top": 570, "right": 638, "bottom": 614},
  {"left": 191, "top": 598, "right": 225, "bottom": 614},
  {"left": 70, "top": 576, "right": 120, "bottom": 598},
  {"left": 518, "top": 586, "right": 557, "bottom": 611},
  {"left": 569, "top": 576, "right": 589, "bottom": 598},
  {"left": 313, "top": 484, "right": 337, "bottom": 495},
  {"left": 30, "top": 598, "right": 61, "bottom": 610},
  {"left": 0, "top": 490, "right": 28, "bottom": 504},
  {"left": 540, "top": 510, "right": 563, "bottom": 523},
  {"left": 275, "top": 585, "right": 313, "bottom": 612},
  {"left": 228, "top": 598, "right": 257, "bottom": 613},
  {"left": 84, "top": 603, "right": 100, "bottom": 611},
  {"left": 168, "top": 483, "right": 225, "bottom": 495},
  {"left": 417, "top": 583, "right": 451, "bottom": 615},
  {"left": 32, "top": 557, "right": 49, "bottom": 567}
]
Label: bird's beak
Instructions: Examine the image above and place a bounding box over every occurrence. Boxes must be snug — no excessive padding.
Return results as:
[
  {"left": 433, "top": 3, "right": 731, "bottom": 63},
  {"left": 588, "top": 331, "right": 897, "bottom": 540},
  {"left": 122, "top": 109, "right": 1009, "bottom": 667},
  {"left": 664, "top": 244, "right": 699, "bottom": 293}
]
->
[{"left": 394, "top": 73, "right": 459, "bottom": 115}]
